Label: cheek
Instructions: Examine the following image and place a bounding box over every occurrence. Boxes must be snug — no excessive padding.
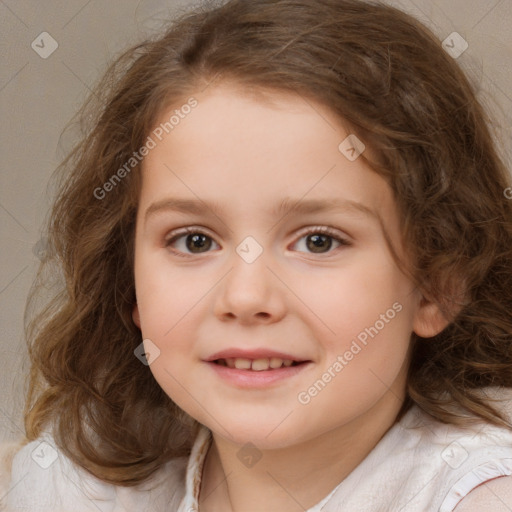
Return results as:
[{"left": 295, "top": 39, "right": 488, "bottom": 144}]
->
[
  {"left": 294, "top": 277, "right": 413, "bottom": 430},
  {"left": 134, "top": 253, "right": 210, "bottom": 338},
  {"left": 138, "top": 312, "right": 206, "bottom": 413},
  {"left": 291, "top": 257, "right": 416, "bottom": 411},
  {"left": 291, "top": 253, "right": 415, "bottom": 347}
]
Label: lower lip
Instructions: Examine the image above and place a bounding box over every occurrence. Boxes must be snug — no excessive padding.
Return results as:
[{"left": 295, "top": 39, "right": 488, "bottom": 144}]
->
[{"left": 205, "top": 361, "right": 312, "bottom": 388}]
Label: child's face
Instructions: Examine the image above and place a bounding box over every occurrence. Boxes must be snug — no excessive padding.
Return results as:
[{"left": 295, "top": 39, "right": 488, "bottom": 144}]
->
[{"left": 132, "top": 83, "right": 439, "bottom": 448}]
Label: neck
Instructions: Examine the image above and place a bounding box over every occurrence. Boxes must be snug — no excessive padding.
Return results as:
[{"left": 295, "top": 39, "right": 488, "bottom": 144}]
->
[{"left": 198, "top": 386, "right": 406, "bottom": 512}]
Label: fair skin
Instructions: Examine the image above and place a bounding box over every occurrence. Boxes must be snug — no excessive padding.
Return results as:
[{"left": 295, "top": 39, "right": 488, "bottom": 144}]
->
[{"left": 132, "top": 82, "right": 448, "bottom": 511}]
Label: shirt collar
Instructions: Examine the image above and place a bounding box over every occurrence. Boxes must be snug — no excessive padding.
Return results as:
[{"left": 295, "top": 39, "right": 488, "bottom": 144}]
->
[{"left": 179, "top": 424, "right": 212, "bottom": 512}]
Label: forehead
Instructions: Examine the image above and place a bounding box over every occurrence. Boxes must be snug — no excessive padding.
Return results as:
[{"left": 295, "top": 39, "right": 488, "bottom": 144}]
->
[{"left": 139, "top": 83, "right": 397, "bottom": 229}]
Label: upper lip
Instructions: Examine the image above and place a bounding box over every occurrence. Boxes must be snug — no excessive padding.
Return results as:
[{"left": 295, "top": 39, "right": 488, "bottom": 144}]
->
[{"left": 204, "top": 348, "right": 309, "bottom": 362}]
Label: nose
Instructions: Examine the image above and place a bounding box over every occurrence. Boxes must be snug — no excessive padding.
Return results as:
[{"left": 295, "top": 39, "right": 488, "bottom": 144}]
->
[{"left": 213, "top": 247, "right": 287, "bottom": 325}]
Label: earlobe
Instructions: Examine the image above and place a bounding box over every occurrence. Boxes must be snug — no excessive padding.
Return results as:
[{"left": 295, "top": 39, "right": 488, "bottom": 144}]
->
[
  {"left": 132, "top": 304, "right": 141, "bottom": 328},
  {"left": 412, "top": 297, "right": 451, "bottom": 338}
]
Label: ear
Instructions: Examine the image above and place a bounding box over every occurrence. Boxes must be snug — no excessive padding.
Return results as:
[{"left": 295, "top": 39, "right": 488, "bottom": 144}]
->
[
  {"left": 412, "top": 296, "right": 451, "bottom": 338},
  {"left": 132, "top": 303, "right": 141, "bottom": 328}
]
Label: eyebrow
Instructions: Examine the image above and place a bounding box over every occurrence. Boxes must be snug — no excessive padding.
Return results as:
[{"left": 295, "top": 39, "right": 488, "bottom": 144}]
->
[{"left": 143, "top": 196, "right": 378, "bottom": 226}]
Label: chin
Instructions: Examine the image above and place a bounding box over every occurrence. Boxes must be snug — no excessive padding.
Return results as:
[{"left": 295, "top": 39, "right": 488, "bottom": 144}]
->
[{"left": 207, "top": 416, "right": 309, "bottom": 450}]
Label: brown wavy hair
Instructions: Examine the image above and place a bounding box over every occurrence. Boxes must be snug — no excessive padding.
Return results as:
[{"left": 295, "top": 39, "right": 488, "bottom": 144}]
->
[{"left": 23, "top": 0, "right": 512, "bottom": 485}]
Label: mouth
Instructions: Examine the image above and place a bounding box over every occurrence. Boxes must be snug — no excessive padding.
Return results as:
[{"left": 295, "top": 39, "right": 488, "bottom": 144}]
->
[
  {"left": 205, "top": 353, "right": 313, "bottom": 388},
  {"left": 213, "top": 357, "right": 306, "bottom": 371}
]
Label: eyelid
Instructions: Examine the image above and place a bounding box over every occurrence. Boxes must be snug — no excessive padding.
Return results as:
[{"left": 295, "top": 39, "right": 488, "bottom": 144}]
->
[
  {"left": 164, "top": 226, "right": 216, "bottom": 243},
  {"left": 293, "top": 225, "right": 350, "bottom": 242}
]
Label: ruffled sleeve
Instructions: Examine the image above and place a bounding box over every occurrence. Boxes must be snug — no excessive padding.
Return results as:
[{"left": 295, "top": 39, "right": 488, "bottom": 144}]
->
[{"left": 439, "top": 458, "right": 512, "bottom": 512}]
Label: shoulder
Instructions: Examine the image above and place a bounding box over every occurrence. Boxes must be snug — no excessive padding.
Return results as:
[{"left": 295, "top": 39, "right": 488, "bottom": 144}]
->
[
  {"left": 418, "top": 386, "right": 512, "bottom": 512},
  {"left": 387, "top": 387, "right": 512, "bottom": 511},
  {"left": 0, "top": 432, "right": 188, "bottom": 511},
  {"left": 0, "top": 437, "right": 28, "bottom": 508},
  {"left": 453, "top": 475, "right": 512, "bottom": 512},
  {"left": 1, "top": 433, "right": 116, "bottom": 511}
]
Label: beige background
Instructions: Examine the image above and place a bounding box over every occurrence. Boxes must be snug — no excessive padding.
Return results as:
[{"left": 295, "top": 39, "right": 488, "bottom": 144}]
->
[{"left": 1, "top": 0, "right": 511, "bottom": 443}]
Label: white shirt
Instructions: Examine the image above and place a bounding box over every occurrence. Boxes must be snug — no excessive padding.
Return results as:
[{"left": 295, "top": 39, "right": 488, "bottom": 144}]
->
[{"left": 2, "top": 387, "right": 512, "bottom": 511}]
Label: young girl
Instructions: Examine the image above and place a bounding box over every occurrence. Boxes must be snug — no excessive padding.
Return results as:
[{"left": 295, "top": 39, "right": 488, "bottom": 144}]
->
[{"left": 1, "top": 0, "right": 512, "bottom": 510}]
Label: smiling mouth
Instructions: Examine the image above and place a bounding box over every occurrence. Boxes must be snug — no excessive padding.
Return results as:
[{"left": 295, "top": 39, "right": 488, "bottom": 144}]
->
[{"left": 213, "top": 357, "right": 306, "bottom": 371}]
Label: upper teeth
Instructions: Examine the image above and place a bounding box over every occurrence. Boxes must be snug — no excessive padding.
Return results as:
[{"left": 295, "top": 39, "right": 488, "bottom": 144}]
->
[{"left": 219, "top": 358, "right": 295, "bottom": 370}]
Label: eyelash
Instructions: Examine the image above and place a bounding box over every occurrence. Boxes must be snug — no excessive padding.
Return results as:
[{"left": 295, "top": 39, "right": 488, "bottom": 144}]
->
[{"left": 163, "top": 226, "right": 351, "bottom": 258}]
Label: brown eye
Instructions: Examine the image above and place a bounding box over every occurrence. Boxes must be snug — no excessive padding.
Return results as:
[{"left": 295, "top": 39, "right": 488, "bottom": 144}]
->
[
  {"left": 292, "top": 227, "right": 350, "bottom": 255},
  {"left": 306, "top": 233, "right": 334, "bottom": 253},
  {"left": 185, "top": 233, "right": 212, "bottom": 253},
  {"left": 165, "top": 229, "right": 220, "bottom": 256}
]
